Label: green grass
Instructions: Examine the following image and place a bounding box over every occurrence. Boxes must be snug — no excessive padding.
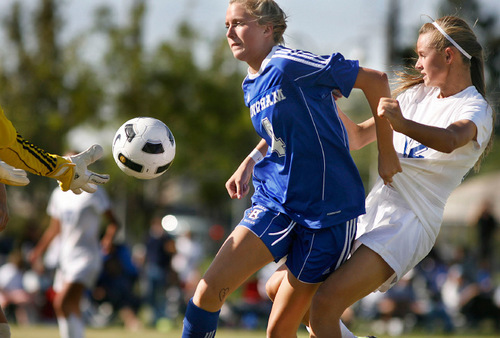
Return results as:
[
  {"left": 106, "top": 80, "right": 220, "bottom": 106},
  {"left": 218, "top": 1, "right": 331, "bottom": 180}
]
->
[
  {"left": 9, "top": 325, "right": 500, "bottom": 338},
  {"left": 10, "top": 325, "right": 309, "bottom": 338}
]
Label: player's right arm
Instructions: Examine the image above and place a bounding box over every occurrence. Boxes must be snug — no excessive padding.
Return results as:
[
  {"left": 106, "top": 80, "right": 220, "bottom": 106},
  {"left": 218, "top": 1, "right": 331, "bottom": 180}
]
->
[
  {"left": 28, "top": 216, "right": 61, "bottom": 265},
  {"left": 0, "top": 107, "right": 109, "bottom": 193},
  {"left": 226, "top": 139, "right": 268, "bottom": 199}
]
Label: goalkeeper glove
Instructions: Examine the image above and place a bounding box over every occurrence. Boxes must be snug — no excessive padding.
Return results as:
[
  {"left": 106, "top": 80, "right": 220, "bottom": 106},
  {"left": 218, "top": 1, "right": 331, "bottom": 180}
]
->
[
  {"left": 53, "top": 145, "right": 110, "bottom": 194},
  {"left": 0, "top": 161, "right": 29, "bottom": 186}
]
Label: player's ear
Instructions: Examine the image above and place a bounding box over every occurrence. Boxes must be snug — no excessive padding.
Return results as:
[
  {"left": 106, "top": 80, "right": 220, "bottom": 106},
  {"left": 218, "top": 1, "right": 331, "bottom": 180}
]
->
[
  {"left": 444, "top": 47, "right": 454, "bottom": 64},
  {"left": 263, "top": 24, "right": 273, "bottom": 38}
]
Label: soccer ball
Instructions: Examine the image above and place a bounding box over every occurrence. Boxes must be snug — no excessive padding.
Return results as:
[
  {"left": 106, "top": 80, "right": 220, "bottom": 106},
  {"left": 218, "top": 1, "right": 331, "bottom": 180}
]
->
[{"left": 112, "top": 117, "right": 176, "bottom": 179}]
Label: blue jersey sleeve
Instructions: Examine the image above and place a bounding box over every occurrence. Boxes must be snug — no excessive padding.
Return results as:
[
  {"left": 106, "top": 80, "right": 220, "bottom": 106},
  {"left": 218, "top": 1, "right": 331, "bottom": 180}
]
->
[
  {"left": 295, "top": 53, "right": 359, "bottom": 98},
  {"left": 274, "top": 49, "right": 359, "bottom": 98}
]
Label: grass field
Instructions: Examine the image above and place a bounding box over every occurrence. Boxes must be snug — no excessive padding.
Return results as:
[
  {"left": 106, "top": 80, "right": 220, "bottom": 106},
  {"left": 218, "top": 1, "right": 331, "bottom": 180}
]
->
[{"left": 9, "top": 325, "right": 500, "bottom": 338}]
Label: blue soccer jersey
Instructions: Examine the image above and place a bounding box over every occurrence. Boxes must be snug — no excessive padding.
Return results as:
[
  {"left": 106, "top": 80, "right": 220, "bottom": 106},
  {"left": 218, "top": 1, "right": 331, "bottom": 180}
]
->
[{"left": 243, "top": 46, "right": 366, "bottom": 229}]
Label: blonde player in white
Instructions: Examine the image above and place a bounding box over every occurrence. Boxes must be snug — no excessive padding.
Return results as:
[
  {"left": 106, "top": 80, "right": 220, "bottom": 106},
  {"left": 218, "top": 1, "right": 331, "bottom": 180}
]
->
[
  {"left": 29, "top": 183, "right": 119, "bottom": 338},
  {"left": 265, "top": 15, "right": 494, "bottom": 338},
  {"left": 306, "top": 15, "right": 494, "bottom": 337}
]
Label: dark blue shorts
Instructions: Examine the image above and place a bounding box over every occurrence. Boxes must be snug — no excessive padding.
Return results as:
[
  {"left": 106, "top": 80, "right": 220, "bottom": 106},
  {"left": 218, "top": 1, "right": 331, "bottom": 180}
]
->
[{"left": 238, "top": 204, "right": 357, "bottom": 283}]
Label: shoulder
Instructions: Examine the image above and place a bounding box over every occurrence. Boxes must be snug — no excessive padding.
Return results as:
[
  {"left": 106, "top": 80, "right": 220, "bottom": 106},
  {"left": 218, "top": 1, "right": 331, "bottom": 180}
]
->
[
  {"left": 397, "top": 84, "right": 433, "bottom": 102},
  {"left": 456, "top": 87, "right": 492, "bottom": 124},
  {"left": 272, "top": 46, "right": 331, "bottom": 68}
]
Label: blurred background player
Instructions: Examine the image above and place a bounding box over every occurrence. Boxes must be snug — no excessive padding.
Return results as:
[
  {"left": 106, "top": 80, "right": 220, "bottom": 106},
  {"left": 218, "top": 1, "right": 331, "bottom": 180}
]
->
[{"left": 29, "top": 177, "right": 119, "bottom": 338}]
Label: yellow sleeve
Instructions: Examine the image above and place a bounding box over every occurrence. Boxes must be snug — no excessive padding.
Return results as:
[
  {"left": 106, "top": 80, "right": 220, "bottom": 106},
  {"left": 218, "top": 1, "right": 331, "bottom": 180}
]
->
[
  {"left": 0, "top": 109, "right": 75, "bottom": 190},
  {"left": 0, "top": 108, "right": 17, "bottom": 148},
  {"left": 0, "top": 134, "right": 75, "bottom": 190}
]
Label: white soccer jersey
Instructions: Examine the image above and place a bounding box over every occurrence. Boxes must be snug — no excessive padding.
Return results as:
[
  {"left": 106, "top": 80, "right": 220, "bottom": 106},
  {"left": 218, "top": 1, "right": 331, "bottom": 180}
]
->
[
  {"left": 47, "top": 186, "right": 110, "bottom": 287},
  {"left": 357, "top": 84, "right": 493, "bottom": 290},
  {"left": 391, "top": 84, "right": 492, "bottom": 238}
]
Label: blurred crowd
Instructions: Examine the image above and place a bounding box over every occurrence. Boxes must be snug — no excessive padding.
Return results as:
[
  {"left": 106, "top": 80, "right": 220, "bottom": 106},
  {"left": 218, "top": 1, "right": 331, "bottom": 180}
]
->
[
  {"left": 0, "top": 206, "right": 498, "bottom": 336},
  {"left": 0, "top": 215, "right": 205, "bottom": 332}
]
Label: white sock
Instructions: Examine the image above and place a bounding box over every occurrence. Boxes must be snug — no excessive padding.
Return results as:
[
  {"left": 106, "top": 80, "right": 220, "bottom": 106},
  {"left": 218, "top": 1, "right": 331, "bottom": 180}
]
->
[
  {"left": 68, "top": 314, "right": 84, "bottom": 338},
  {"left": 58, "top": 315, "right": 84, "bottom": 338},
  {"left": 57, "top": 317, "right": 70, "bottom": 338},
  {"left": 0, "top": 323, "right": 11, "bottom": 338},
  {"left": 305, "top": 320, "right": 355, "bottom": 338},
  {"left": 340, "top": 320, "right": 356, "bottom": 338}
]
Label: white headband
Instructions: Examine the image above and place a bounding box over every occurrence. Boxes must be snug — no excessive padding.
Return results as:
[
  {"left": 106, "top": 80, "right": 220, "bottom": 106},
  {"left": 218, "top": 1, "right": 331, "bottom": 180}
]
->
[{"left": 432, "top": 22, "right": 472, "bottom": 60}]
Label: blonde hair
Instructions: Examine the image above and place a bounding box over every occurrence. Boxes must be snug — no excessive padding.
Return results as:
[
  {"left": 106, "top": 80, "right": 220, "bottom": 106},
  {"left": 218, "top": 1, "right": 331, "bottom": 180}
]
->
[
  {"left": 394, "top": 16, "right": 494, "bottom": 172},
  {"left": 229, "top": 0, "right": 287, "bottom": 45}
]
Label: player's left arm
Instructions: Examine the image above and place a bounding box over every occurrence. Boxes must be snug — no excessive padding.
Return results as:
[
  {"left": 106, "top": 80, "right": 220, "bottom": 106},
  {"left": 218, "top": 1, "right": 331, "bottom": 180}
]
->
[
  {"left": 337, "top": 107, "right": 376, "bottom": 151},
  {"left": 354, "top": 67, "right": 401, "bottom": 184},
  {"left": 378, "top": 97, "right": 477, "bottom": 153}
]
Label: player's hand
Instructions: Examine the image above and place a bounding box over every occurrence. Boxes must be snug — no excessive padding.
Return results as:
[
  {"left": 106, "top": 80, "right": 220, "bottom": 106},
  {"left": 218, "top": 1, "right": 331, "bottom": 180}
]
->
[
  {"left": 58, "top": 145, "right": 110, "bottom": 194},
  {"left": 332, "top": 89, "right": 343, "bottom": 101},
  {"left": 378, "top": 149, "right": 402, "bottom": 185},
  {"left": 377, "top": 98, "right": 407, "bottom": 132},
  {"left": 0, "top": 161, "right": 29, "bottom": 186},
  {"left": 226, "top": 157, "right": 255, "bottom": 199}
]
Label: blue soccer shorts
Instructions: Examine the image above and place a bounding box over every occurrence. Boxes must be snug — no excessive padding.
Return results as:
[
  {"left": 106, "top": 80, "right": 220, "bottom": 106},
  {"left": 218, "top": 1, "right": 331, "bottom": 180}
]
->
[{"left": 238, "top": 204, "right": 357, "bottom": 283}]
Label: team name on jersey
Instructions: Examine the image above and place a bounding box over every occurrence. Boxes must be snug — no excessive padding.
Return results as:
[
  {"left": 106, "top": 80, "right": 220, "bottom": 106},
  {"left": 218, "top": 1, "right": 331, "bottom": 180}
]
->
[{"left": 250, "top": 88, "right": 286, "bottom": 118}]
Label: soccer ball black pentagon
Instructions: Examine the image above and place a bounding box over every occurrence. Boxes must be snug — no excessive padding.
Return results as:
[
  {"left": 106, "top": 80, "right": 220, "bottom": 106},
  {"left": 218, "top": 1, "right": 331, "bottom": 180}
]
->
[{"left": 112, "top": 117, "right": 175, "bottom": 179}]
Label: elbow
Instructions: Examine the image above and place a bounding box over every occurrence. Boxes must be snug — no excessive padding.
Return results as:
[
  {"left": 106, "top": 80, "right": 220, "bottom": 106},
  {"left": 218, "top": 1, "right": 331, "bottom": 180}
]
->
[
  {"left": 379, "top": 71, "right": 389, "bottom": 84},
  {"left": 371, "top": 70, "right": 389, "bottom": 87},
  {"left": 440, "top": 139, "right": 461, "bottom": 154}
]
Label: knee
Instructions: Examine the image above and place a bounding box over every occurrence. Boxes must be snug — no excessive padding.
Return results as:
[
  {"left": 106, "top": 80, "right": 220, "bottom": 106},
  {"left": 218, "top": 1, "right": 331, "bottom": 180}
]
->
[
  {"left": 192, "top": 279, "right": 227, "bottom": 312},
  {"left": 267, "top": 320, "right": 296, "bottom": 338},
  {"left": 310, "top": 288, "right": 344, "bottom": 320},
  {"left": 265, "top": 273, "right": 282, "bottom": 302}
]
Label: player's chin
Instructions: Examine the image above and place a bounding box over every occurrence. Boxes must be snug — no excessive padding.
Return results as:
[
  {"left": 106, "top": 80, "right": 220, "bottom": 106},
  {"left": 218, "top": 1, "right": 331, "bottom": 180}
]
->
[{"left": 231, "top": 47, "right": 246, "bottom": 60}]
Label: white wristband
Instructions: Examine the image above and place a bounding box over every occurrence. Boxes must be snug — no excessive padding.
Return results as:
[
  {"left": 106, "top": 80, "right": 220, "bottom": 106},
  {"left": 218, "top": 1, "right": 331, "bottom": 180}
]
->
[{"left": 248, "top": 148, "right": 264, "bottom": 163}]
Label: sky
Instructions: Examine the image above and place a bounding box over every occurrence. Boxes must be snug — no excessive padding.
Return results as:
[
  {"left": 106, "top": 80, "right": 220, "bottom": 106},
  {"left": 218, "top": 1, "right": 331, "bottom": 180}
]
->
[
  {"left": 0, "top": 0, "right": 498, "bottom": 151},
  {"left": 1, "top": 0, "right": 499, "bottom": 72}
]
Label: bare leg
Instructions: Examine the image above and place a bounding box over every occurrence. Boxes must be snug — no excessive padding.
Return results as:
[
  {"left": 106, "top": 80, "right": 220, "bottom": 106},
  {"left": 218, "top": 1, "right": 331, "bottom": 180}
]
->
[
  {"left": 0, "top": 305, "right": 7, "bottom": 323},
  {"left": 0, "top": 306, "right": 9, "bottom": 338},
  {"left": 266, "top": 265, "right": 311, "bottom": 327},
  {"left": 309, "top": 245, "right": 394, "bottom": 338},
  {"left": 193, "top": 226, "right": 274, "bottom": 312},
  {"left": 267, "top": 268, "right": 320, "bottom": 337},
  {"left": 53, "top": 282, "right": 85, "bottom": 317}
]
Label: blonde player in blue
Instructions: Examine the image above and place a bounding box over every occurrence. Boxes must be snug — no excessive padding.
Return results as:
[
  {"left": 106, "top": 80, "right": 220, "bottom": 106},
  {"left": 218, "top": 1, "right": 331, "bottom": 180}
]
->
[{"left": 181, "top": 0, "right": 401, "bottom": 337}]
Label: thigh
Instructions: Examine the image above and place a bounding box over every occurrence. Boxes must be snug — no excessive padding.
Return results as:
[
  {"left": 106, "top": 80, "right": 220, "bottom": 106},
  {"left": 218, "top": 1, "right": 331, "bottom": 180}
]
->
[
  {"left": 194, "top": 225, "right": 274, "bottom": 311},
  {"left": 268, "top": 268, "right": 320, "bottom": 337},
  {"left": 314, "top": 244, "right": 394, "bottom": 313}
]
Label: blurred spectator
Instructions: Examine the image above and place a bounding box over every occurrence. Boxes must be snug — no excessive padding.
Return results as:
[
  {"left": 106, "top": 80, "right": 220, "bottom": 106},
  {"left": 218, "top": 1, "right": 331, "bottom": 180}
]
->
[
  {"left": 470, "top": 199, "right": 498, "bottom": 266},
  {"left": 143, "top": 216, "right": 177, "bottom": 326},
  {"left": 372, "top": 270, "right": 425, "bottom": 336},
  {"left": 171, "top": 230, "right": 203, "bottom": 303},
  {"left": 415, "top": 250, "right": 454, "bottom": 333},
  {"left": 0, "top": 249, "right": 35, "bottom": 325},
  {"left": 90, "top": 243, "right": 142, "bottom": 331}
]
